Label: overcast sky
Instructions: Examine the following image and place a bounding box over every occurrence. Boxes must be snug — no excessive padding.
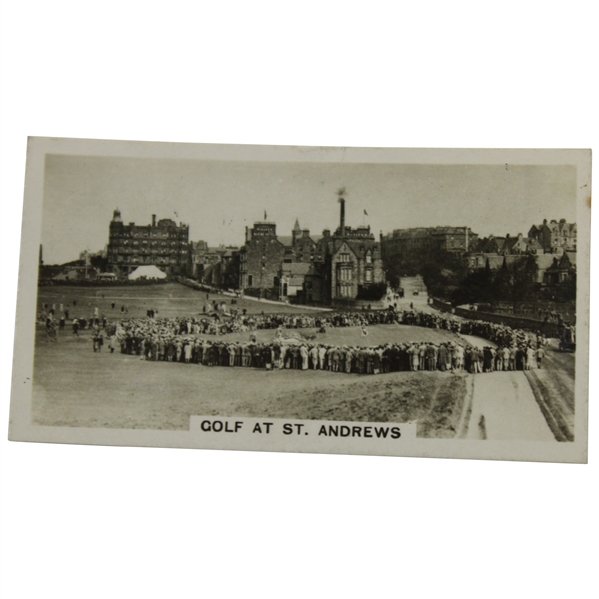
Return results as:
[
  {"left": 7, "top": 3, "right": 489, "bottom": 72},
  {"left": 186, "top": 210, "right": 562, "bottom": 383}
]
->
[{"left": 42, "top": 154, "right": 577, "bottom": 264}]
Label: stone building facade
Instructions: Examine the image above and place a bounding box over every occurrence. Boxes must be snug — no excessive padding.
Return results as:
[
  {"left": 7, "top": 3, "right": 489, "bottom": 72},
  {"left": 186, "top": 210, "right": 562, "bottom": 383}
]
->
[
  {"left": 528, "top": 219, "right": 577, "bottom": 252},
  {"left": 239, "top": 222, "right": 285, "bottom": 293},
  {"left": 190, "top": 241, "right": 239, "bottom": 287},
  {"left": 288, "top": 219, "right": 321, "bottom": 263},
  {"left": 238, "top": 198, "right": 385, "bottom": 304},
  {"left": 320, "top": 199, "right": 385, "bottom": 302},
  {"left": 107, "top": 210, "right": 190, "bottom": 277},
  {"left": 381, "top": 226, "right": 477, "bottom": 259}
]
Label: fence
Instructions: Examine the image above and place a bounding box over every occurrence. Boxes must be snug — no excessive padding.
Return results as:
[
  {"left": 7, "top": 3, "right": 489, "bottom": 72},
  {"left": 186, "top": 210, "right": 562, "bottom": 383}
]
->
[
  {"left": 431, "top": 298, "right": 563, "bottom": 338},
  {"left": 489, "top": 300, "right": 576, "bottom": 324}
]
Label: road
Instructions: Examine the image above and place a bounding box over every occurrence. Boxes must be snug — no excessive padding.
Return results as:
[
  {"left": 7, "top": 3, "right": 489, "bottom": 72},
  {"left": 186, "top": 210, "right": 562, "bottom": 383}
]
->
[
  {"left": 390, "top": 276, "right": 437, "bottom": 313},
  {"left": 458, "top": 333, "right": 555, "bottom": 441},
  {"left": 466, "top": 371, "right": 556, "bottom": 441},
  {"left": 396, "top": 276, "right": 571, "bottom": 442}
]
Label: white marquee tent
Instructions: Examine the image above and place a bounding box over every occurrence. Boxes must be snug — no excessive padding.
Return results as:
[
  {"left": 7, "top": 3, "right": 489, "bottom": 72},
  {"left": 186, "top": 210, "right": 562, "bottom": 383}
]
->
[{"left": 127, "top": 265, "right": 167, "bottom": 280}]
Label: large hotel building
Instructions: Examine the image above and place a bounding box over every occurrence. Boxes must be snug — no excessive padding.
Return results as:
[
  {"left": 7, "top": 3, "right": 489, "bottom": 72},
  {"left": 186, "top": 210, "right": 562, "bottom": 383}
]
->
[{"left": 106, "top": 210, "right": 189, "bottom": 277}]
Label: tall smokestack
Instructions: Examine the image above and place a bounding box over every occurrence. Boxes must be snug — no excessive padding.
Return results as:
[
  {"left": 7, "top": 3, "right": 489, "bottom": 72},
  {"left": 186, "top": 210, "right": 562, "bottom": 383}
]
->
[
  {"left": 152, "top": 214, "right": 156, "bottom": 227},
  {"left": 340, "top": 198, "right": 345, "bottom": 237}
]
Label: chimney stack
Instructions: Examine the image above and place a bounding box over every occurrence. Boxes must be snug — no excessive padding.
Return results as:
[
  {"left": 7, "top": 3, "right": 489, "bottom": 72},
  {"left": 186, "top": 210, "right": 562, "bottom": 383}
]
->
[{"left": 152, "top": 214, "right": 156, "bottom": 227}]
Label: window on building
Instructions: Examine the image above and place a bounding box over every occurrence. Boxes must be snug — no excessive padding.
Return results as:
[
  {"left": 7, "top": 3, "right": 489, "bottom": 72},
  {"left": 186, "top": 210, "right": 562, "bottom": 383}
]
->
[
  {"left": 248, "top": 275, "right": 253, "bottom": 287},
  {"left": 339, "top": 253, "right": 350, "bottom": 262},
  {"left": 366, "top": 252, "right": 372, "bottom": 264},
  {"left": 338, "top": 268, "right": 352, "bottom": 282},
  {"left": 365, "top": 269, "right": 373, "bottom": 283}
]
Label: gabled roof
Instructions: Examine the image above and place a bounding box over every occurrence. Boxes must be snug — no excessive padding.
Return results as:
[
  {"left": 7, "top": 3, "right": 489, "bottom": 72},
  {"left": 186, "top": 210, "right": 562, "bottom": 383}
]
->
[
  {"left": 333, "top": 240, "right": 359, "bottom": 260},
  {"left": 479, "top": 236, "right": 505, "bottom": 252},
  {"left": 281, "top": 262, "right": 312, "bottom": 276},
  {"left": 533, "top": 221, "right": 577, "bottom": 234},
  {"left": 502, "top": 236, "right": 527, "bottom": 253},
  {"left": 527, "top": 239, "right": 543, "bottom": 251},
  {"left": 344, "top": 239, "right": 377, "bottom": 257},
  {"left": 278, "top": 235, "right": 294, "bottom": 247},
  {"left": 550, "top": 252, "right": 577, "bottom": 270}
]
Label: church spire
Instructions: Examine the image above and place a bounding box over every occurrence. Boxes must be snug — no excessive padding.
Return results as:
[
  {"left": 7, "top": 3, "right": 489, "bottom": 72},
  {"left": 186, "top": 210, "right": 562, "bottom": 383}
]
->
[{"left": 292, "top": 217, "right": 302, "bottom": 243}]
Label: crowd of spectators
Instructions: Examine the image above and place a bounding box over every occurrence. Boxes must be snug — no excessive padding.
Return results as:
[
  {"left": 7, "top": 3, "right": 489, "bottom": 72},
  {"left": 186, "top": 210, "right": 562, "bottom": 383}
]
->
[{"left": 95, "top": 307, "right": 548, "bottom": 375}]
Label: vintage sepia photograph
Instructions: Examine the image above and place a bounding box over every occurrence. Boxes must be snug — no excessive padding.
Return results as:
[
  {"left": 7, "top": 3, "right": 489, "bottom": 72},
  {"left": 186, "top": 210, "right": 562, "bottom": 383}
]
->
[
  {"left": 3, "top": 3, "right": 598, "bottom": 598},
  {"left": 9, "top": 138, "right": 590, "bottom": 462}
]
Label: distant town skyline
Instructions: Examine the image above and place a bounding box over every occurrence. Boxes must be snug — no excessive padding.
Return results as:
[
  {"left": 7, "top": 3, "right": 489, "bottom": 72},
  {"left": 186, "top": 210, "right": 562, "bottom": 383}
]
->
[{"left": 42, "top": 154, "right": 577, "bottom": 264}]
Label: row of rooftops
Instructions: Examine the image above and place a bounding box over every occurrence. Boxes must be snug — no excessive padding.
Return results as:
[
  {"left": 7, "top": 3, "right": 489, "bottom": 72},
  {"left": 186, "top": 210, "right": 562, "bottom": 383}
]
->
[
  {"left": 530, "top": 219, "right": 577, "bottom": 233},
  {"left": 111, "top": 210, "right": 188, "bottom": 231},
  {"left": 478, "top": 233, "right": 542, "bottom": 254},
  {"left": 246, "top": 219, "right": 375, "bottom": 245},
  {"left": 385, "top": 226, "right": 474, "bottom": 239},
  {"left": 469, "top": 250, "right": 577, "bottom": 271},
  {"left": 384, "top": 220, "right": 576, "bottom": 240},
  {"left": 111, "top": 210, "right": 576, "bottom": 258}
]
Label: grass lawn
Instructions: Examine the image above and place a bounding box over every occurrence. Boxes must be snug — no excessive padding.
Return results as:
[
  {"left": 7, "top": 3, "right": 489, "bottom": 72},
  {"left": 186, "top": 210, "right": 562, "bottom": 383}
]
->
[
  {"left": 32, "top": 319, "right": 468, "bottom": 438},
  {"left": 37, "top": 282, "right": 328, "bottom": 320}
]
